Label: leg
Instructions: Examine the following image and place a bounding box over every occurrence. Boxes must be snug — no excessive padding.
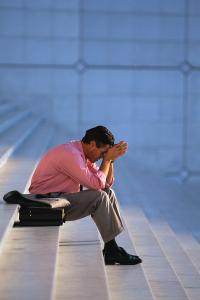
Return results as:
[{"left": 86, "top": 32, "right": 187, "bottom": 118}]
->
[
  {"left": 56, "top": 189, "right": 142, "bottom": 265},
  {"left": 103, "top": 188, "right": 124, "bottom": 225},
  {"left": 101, "top": 188, "right": 142, "bottom": 265},
  {"left": 59, "top": 189, "right": 124, "bottom": 243}
]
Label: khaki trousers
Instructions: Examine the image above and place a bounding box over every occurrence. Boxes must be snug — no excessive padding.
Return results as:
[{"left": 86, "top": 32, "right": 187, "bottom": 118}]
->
[{"left": 55, "top": 188, "right": 124, "bottom": 243}]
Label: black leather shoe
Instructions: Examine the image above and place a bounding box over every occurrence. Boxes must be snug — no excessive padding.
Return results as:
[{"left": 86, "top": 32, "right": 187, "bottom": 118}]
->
[
  {"left": 103, "top": 247, "right": 142, "bottom": 265},
  {"left": 103, "top": 246, "right": 140, "bottom": 257}
]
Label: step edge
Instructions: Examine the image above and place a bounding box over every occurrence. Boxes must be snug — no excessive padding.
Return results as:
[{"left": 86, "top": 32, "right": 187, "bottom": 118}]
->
[{"left": 0, "top": 118, "right": 43, "bottom": 169}]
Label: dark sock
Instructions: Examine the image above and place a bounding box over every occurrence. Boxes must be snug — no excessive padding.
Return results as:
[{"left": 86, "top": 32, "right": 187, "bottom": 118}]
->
[{"left": 104, "top": 239, "right": 119, "bottom": 254}]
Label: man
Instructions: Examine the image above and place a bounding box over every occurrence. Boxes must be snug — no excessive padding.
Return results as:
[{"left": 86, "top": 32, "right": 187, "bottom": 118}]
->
[{"left": 29, "top": 125, "right": 142, "bottom": 265}]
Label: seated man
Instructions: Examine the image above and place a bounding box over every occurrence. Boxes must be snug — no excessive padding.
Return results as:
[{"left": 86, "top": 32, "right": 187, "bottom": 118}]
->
[{"left": 29, "top": 125, "right": 142, "bottom": 265}]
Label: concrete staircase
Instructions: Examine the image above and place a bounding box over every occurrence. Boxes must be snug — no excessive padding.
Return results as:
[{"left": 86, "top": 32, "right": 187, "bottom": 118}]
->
[
  {"left": 113, "top": 158, "right": 200, "bottom": 300},
  {"left": 0, "top": 100, "right": 200, "bottom": 299}
]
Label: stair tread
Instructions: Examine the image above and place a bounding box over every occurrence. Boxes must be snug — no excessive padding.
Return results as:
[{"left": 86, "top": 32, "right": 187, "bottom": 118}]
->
[
  {"left": 174, "top": 233, "right": 200, "bottom": 273},
  {"left": 114, "top": 159, "right": 193, "bottom": 300},
  {"left": 0, "top": 110, "right": 31, "bottom": 135},
  {"left": 0, "top": 109, "right": 27, "bottom": 124},
  {"left": 0, "top": 122, "right": 54, "bottom": 253},
  {"left": 54, "top": 217, "right": 110, "bottom": 300},
  {"left": 0, "top": 226, "right": 59, "bottom": 300},
  {"left": 105, "top": 216, "right": 154, "bottom": 300},
  {"left": 0, "top": 122, "right": 57, "bottom": 300},
  {"left": 121, "top": 207, "right": 190, "bottom": 299},
  {"left": 0, "top": 115, "right": 41, "bottom": 160}
]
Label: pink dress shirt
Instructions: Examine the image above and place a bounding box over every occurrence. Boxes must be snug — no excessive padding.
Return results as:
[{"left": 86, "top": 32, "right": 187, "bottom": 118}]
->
[{"left": 29, "top": 140, "right": 113, "bottom": 194}]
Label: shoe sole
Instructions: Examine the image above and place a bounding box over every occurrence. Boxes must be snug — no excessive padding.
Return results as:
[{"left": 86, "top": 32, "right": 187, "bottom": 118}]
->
[{"left": 105, "top": 258, "right": 142, "bottom": 265}]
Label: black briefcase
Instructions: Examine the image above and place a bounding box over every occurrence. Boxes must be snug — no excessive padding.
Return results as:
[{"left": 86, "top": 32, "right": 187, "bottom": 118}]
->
[
  {"left": 3, "top": 190, "right": 70, "bottom": 227},
  {"left": 16, "top": 206, "right": 65, "bottom": 226}
]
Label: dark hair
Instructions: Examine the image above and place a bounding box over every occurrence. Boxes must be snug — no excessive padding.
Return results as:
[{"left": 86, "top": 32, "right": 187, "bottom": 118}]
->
[{"left": 82, "top": 126, "right": 115, "bottom": 147}]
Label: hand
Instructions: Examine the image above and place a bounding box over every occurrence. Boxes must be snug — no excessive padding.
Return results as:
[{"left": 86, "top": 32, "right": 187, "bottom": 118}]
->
[{"left": 104, "top": 141, "right": 128, "bottom": 161}]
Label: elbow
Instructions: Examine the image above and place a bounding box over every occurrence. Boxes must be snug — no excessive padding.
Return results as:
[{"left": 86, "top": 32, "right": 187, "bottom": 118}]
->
[
  {"left": 87, "top": 179, "right": 106, "bottom": 190},
  {"left": 82, "top": 172, "right": 107, "bottom": 190},
  {"left": 99, "top": 181, "right": 106, "bottom": 190},
  {"left": 105, "top": 177, "right": 114, "bottom": 189}
]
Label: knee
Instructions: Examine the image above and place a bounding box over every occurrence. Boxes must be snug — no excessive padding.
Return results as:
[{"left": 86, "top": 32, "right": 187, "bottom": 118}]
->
[
  {"left": 98, "top": 189, "right": 118, "bottom": 208},
  {"left": 103, "top": 188, "right": 116, "bottom": 199},
  {"left": 96, "top": 190, "right": 110, "bottom": 206},
  {"left": 109, "top": 188, "right": 116, "bottom": 198},
  {"left": 99, "top": 190, "right": 109, "bottom": 199}
]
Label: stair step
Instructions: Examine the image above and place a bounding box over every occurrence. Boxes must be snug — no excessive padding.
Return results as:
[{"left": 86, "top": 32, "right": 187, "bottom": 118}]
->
[
  {"left": 0, "top": 122, "right": 57, "bottom": 300},
  {"left": 54, "top": 217, "right": 110, "bottom": 300},
  {"left": 105, "top": 217, "right": 154, "bottom": 300},
  {"left": 0, "top": 115, "right": 42, "bottom": 169},
  {"left": 119, "top": 157, "right": 200, "bottom": 299},
  {"left": 114, "top": 159, "right": 195, "bottom": 300},
  {"left": 0, "top": 110, "right": 31, "bottom": 135},
  {"left": 149, "top": 217, "right": 200, "bottom": 298},
  {"left": 0, "top": 226, "right": 59, "bottom": 300},
  {"left": 123, "top": 205, "right": 189, "bottom": 300},
  {"left": 174, "top": 233, "right": 200, "bottom": 274},
  {"left": 0, "top": 114, "right": 39, "bottom": 147},
  {"left": 0, "top": 121, "right": 54, "bottom": 253},
  {"left": 0, "top": 109, "right": 25, "bottom": 123}
]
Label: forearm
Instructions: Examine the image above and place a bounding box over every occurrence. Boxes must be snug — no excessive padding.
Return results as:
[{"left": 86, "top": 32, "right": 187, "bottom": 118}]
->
[
  {"left": 99, "top": 158, "right": 112, "bottom": 177},
  {"left": 106, "top": 162, "right": 114, "bottom": 185}
]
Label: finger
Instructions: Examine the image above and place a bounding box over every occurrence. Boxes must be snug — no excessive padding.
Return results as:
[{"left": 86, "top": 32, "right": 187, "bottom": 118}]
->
[
  {"left": 118, "top": 143, "right": 128, "bottom": 150},
  {"left": 115, "top": 143, "right": 122, "bottom": 149},
  {"left": 120, "top": 141, "right": 128, "bottom": 148},
  {"left": 118, "top": 141, "right": 126, "bottom": 146},
  {"left": 116, "top": 141, "right": 127, "bottom": 149},
  {"left": 120, "top": 148, "right": 128, "bottom": 154},
  {"left": 115, "top": 141, "right": 124, "bottom": 146}
]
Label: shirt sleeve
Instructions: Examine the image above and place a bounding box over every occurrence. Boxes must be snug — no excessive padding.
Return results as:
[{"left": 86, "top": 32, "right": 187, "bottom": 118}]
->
[
  {"left": 88, "top": 161, "right": 115, "bottom": 189},
  {"left": 58, "top": 150, "right": 107, "bottom": 190}
]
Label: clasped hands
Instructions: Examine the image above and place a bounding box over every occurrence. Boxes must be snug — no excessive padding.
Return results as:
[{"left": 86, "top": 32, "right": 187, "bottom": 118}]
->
[{"left": 104, "top": 141, "right": 128, "bottom": 162}]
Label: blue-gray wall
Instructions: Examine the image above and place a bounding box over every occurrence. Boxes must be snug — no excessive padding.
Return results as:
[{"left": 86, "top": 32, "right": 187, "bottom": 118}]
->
[{"left": 0, "top": 0, "right": 199, "bottom": 176}]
